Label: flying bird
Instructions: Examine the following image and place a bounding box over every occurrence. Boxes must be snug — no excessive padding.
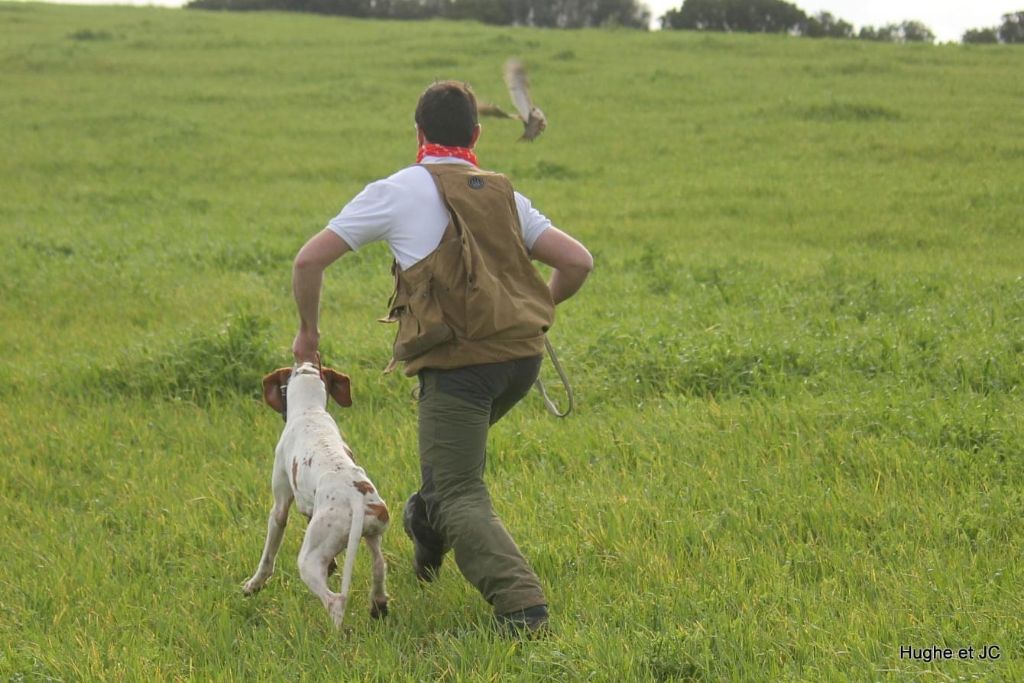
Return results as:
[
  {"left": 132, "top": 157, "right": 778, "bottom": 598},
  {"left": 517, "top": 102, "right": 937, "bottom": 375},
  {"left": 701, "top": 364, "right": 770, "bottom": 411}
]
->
[
  {"left": 476, "top": 58, "right": 547, "bottom": 142},
  {"left": 504, "top": 58, "right": 547, "bottom": 141}
]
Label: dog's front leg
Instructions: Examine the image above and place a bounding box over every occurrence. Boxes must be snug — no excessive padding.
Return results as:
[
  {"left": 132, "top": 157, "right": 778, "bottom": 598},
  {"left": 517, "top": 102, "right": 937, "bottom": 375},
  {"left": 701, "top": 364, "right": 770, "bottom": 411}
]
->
[{"left": 243, "top": 466, "right": 294, "bottom": 595}]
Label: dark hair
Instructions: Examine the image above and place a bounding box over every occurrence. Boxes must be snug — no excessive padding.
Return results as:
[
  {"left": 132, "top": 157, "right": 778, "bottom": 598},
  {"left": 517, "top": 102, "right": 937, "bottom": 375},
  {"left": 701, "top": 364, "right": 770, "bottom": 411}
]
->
[{"left": 415, "top": 80, "right": 478, "bottom": 147}]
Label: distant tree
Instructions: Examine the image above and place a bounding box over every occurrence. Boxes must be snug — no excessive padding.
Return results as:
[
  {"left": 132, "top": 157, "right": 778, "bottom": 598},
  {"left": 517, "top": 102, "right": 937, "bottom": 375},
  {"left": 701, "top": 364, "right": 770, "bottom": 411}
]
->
[
  {"left": 802, "top": 11, "right": 853, "bottom": 38},
  {"left": 596, "top": 0, "right": 653, "bottom": 28},
  {"left": 660, "top": 6, "right": 683, "bottom": 29},
  {"left": 858, "top": 20, "right": 934, "bottom": 43},
  {"left": 857, "top": 25, "right": 885, "bottom": 41},
  {"left": 962, "top": 27, "right": 999, "bottom": 44},
  {"left": 998, "top": 10, "right": 1024, "bottom": 43},
  {"left": 899, "top": 20, "right": 935, "bottom": 43},
  {"left": 445, "top": 0, "right": 508, "bottom": 24},
  {"left": 661, "top": 0, "right": 807, "bottom": 33},
  {"left": 376, "top": 0, "right": 444, "bottom": 20},
  {"left": 660, "top": 0, "right": 718, "bottom": 30},
  {"left": 737, "top": 0, "right": 806, "bottom": 32}
]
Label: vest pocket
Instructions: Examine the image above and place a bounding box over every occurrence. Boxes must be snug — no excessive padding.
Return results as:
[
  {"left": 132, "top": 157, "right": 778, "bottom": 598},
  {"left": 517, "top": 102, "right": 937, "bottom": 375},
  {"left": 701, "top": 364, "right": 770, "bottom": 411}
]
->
[
  {"left": 463, "top": 269, "right": 553, "bottom": 341},
  {"left": 392, "top": 277, "right": 454, "bottom": 362}
]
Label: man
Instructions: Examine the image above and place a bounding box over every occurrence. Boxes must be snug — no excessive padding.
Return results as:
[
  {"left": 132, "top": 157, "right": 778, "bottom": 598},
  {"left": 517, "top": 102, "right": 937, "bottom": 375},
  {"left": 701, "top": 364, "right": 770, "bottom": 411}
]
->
[{"left": 291, "top": 80, "right": 592, "bottom": 635}]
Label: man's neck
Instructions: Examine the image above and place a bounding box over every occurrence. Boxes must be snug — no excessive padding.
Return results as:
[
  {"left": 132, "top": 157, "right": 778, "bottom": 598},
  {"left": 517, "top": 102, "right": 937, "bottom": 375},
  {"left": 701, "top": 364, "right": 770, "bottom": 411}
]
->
[{"left": 417, "top": 142, "right": 478, "bottom": 166}]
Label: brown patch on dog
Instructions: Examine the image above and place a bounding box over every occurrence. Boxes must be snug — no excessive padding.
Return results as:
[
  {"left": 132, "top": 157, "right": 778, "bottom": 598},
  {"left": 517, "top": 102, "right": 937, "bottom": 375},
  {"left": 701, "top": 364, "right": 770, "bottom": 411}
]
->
[
  {"left": 367, "top": 503, "right": 390, "bottom": 523},
  {"left": 343, "top": 445, "right": 357, "bottom": 464},
  {"left": 292, "top": 457, "right": 299, "bottom": 485},
  {"left": 353, "top": 480, "right": 375, "bottom": 495}
]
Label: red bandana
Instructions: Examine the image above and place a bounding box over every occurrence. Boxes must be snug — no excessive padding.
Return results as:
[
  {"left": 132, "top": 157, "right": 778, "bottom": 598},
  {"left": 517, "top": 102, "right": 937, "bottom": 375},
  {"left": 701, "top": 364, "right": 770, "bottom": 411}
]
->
[{"left": 416, "top": 143, "right": 478, "bottom": 166}]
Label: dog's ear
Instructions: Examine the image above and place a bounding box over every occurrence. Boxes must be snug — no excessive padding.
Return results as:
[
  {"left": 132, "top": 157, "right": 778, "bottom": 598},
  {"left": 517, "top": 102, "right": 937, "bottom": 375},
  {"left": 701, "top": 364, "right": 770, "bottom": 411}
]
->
[
  {"left": 322, "top": 368, "right": 352, "bottom": 408},
  {"left": 261, "top": 368, "right": 292, "bottom": 414}
]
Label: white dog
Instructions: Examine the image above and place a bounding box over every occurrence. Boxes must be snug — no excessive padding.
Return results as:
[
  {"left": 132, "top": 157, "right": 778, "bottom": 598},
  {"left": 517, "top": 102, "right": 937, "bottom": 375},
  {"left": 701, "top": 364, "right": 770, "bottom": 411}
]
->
[{"left": 242, "top": 362, "right": 389, "bottom": 627}]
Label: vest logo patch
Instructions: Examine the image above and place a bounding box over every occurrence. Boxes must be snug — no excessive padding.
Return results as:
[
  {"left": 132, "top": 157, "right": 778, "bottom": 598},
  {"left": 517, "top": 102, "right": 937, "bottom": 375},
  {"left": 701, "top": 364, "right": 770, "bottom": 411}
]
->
[{"left": 468, "top": 176, "right": 485, "bottom": 190}]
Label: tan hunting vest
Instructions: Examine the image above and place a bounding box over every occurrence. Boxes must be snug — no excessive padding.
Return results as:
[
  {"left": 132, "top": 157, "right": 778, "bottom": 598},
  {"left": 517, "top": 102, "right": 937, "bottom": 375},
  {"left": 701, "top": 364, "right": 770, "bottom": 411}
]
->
[{"left": 381, "top": 163, "right": 555, "bottom": 376}]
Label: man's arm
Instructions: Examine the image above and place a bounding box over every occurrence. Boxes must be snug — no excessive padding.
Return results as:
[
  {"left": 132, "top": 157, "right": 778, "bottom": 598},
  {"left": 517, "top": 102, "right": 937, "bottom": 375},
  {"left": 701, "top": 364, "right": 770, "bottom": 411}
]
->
[
  {"left": 292, "top": 228, "right": 352, "bottom": 362},
  {"left": 530, "top": 226, "right": 593, "bottom": 304}
]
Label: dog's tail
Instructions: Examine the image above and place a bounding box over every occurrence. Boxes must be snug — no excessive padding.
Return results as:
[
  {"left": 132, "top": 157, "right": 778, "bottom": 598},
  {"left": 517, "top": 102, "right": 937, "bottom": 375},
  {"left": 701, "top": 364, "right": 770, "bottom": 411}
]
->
[{"left": 338, "top": 498, "right": 366, "bottom": 604}]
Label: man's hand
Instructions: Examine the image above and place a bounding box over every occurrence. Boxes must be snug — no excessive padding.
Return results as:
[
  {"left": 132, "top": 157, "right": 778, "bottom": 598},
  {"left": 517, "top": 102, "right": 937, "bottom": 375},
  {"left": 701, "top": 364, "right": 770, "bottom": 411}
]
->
[{"left": 292, "top": 329, "right": 320, "bottom": 364}]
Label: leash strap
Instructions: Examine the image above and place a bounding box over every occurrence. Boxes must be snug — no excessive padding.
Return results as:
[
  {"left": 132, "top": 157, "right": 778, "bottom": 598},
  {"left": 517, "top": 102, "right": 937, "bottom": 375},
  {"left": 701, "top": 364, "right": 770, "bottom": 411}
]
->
[{"left": 535, "top": 335, "right": 574, "bottom": 418}]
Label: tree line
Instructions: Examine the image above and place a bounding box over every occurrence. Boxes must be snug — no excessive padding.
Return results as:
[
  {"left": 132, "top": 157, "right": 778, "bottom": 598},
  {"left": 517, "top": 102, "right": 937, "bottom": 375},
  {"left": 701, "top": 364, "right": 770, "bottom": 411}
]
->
[
  {"left": 961, "top": 11, "right": 1024, "bottom": 44},
  {"left": 185, "top": 0, "right": 1024, "bottom": 44},
  {"left": 660, "top": 1, "right": 1024, "bottom": 44},
  {"left": 185, "top": 0, "right": 651, "bottom": 28}
]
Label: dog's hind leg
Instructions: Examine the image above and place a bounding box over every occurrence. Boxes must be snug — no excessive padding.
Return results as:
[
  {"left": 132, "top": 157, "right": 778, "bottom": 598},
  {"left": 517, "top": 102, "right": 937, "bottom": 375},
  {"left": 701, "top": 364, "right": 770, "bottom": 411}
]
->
[
  {"left": 365, "top": 534, "right": 389, "bottom": 619},
  {"left": 298, "top": 507, "right": 353, "bottom": 628},
  {"left": 243, "top": 466, "right": 294, "bottom": 595}
]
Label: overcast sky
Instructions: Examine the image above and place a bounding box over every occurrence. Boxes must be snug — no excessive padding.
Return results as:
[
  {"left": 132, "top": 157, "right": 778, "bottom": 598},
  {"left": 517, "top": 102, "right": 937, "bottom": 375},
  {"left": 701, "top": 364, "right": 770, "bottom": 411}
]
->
[
  {"left": 29, "top": 0, "right": 1024, "bottom": 42},
  {"left": 647, "top": 0, "right": 1022, "bottom": 41}
]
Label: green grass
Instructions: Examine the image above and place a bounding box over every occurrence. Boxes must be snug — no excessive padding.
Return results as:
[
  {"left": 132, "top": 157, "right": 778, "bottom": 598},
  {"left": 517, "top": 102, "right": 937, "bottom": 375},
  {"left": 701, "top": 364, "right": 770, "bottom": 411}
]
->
[{"left": 1, "top": 3, "right": 1023, "bottom": 680}]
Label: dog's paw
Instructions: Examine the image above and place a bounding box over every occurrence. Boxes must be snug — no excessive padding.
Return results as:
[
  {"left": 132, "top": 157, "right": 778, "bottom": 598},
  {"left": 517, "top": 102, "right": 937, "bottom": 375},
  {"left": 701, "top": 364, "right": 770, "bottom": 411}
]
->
[
  {"left": 328, "top": 595, "right": 348, "bottom": 628},
  {"left": 370, "top": 598, "right": 389, "bottom": 619},
  {"left": 242, "top": 578, "right": 264, "bottom": 596}
]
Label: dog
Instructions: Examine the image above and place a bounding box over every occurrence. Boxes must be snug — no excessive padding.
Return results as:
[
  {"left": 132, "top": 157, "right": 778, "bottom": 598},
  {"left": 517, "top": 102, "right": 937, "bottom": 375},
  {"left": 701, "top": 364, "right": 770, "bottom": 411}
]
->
[{"left": 242, "top": 361, "right": 389, "bottom": 628}]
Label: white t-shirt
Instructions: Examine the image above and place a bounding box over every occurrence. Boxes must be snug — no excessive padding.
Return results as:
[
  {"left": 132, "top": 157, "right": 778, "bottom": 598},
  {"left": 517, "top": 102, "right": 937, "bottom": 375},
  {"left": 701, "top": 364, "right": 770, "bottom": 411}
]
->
[{"left": 326, "top": 156, "right": 551, "bottom": 271}]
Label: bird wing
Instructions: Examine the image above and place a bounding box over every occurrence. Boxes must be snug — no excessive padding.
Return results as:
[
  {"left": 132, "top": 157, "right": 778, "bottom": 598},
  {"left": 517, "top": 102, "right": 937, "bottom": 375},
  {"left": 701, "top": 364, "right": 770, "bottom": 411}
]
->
[
  {"left": 503, "top": 58, "right": 534, "bottom": 121},
  {"left": 477, "top": 102, "right": 515, "bottom": 119}
]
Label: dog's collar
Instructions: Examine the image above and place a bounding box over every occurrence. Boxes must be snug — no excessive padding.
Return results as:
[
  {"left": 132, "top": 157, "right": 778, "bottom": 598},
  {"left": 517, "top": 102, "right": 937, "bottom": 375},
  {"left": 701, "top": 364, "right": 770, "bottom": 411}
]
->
[
  {"left": 293, "top": 365, "right": 322, "bottom": 377},
  {"left": 279, "top": 356, "right": 326, "bottom": 423},
  {"left": 277, "top": 384, "right": 288, "bottom": 422},
  {"left": 295, "top": 354, "right": 325, "bottom": 379}
]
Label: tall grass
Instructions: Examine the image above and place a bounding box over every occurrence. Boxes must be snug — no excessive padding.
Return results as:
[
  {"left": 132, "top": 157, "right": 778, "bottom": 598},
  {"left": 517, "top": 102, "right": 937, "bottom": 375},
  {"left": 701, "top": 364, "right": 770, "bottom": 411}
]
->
[{"left": 1, "top": 3, "right": 1022, "bottom": 680}]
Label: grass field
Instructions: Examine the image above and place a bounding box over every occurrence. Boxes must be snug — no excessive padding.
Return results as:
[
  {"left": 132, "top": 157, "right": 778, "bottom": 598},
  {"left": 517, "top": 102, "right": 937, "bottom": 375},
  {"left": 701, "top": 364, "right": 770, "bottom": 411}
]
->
[{"left": 1, "top": 2, "right": 1023, "bottom": 680}]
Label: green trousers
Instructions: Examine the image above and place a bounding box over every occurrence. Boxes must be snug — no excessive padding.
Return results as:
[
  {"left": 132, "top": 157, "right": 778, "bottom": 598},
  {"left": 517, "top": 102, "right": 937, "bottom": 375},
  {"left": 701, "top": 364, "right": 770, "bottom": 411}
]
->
[{"left": 417, "top": 355, "right": 546, "bottom": 615}]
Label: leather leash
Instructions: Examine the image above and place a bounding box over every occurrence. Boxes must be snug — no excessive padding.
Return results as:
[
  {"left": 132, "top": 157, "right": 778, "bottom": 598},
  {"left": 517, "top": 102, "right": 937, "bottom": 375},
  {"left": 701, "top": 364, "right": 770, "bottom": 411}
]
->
[{"left": 535, "top": 335, "right": 574, "bottom": 418}]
